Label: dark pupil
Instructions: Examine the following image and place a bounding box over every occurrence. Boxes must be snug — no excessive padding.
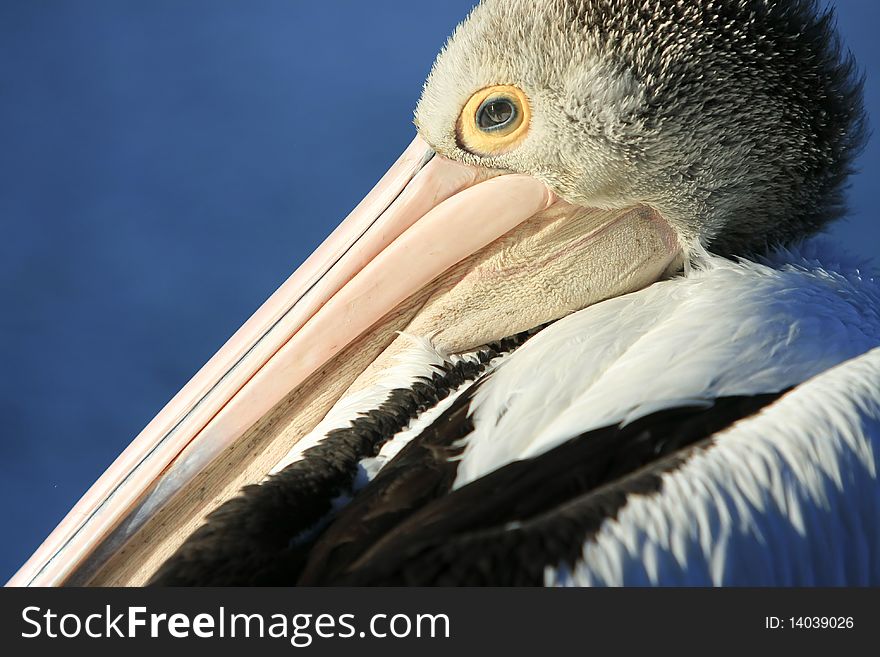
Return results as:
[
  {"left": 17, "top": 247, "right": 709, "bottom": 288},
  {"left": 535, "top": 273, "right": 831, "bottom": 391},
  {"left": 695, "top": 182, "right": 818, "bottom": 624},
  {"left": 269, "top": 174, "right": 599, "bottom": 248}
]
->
[{"left": 478, "top": 99, "right": 515, "bottom": 130}]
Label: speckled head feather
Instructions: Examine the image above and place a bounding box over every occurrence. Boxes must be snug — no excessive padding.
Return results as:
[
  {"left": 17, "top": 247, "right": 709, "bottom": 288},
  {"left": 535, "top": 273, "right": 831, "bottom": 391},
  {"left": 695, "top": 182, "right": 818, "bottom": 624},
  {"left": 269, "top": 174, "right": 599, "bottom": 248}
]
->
[{"left": 415, "top": 0, "right": 866, "bottom": 255}]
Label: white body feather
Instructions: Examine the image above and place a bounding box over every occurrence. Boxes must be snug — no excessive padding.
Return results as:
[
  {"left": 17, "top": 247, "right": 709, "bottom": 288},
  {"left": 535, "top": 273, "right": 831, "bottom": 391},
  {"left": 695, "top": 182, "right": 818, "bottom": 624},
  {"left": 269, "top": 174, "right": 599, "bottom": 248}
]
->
[
  {"left": 457, "top": 243, "right": 880, "bottom": 486},
  {"left": 549, "top": 345, "right": 880, "bottom": 585},
  {"left": 276, "top": 243, "right": 880, "bottom": 585}
]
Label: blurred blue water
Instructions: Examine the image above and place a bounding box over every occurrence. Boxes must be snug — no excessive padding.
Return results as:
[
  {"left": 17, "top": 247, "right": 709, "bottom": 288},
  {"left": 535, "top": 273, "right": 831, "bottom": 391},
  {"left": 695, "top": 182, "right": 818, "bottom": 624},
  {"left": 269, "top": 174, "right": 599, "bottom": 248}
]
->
[{"left": 0, "top": 1, "right": 877, "bottom": 581}]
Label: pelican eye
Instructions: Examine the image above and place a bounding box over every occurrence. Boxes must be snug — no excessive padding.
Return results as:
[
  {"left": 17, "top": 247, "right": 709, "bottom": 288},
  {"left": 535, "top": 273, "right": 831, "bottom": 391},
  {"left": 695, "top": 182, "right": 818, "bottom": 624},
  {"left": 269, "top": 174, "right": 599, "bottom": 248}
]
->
[
  {"left": 457, "top": 84, "right": 531, "bottom": 157},
  {"left": 477, "top": 97, "right": 517, "bottom": 131}
]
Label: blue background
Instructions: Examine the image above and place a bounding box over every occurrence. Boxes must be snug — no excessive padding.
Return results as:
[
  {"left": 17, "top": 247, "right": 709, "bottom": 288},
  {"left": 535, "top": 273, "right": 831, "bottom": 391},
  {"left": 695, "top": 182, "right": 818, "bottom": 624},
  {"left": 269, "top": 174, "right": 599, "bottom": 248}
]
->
[{"left": 0, "top": 1, "right": 877, "bottom": 582}]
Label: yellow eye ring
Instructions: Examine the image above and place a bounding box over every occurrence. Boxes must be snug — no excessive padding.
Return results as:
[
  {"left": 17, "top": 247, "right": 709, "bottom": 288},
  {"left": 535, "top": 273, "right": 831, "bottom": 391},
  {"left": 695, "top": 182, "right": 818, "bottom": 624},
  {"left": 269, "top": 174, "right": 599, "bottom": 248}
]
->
[{"left": 457, "top": 85, "right": 531, "bottom": 157}]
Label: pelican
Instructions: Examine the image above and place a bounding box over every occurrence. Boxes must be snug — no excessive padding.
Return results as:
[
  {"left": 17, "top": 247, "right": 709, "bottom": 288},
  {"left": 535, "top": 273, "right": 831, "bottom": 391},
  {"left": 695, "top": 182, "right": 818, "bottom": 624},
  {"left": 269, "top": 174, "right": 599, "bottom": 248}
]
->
[{"left": 10, "top": 0, "right": 879, "bottom": 587}]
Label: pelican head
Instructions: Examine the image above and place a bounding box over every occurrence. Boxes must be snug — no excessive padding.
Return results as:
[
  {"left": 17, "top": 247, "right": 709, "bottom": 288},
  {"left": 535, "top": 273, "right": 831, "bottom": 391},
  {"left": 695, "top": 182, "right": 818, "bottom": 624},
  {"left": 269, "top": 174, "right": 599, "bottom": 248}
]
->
[
  {"left": 417, "top": 0, "right": 864, "bottom": 255},
  {"left": 12, "top": 0, "right": 865, "bottom": 586}
]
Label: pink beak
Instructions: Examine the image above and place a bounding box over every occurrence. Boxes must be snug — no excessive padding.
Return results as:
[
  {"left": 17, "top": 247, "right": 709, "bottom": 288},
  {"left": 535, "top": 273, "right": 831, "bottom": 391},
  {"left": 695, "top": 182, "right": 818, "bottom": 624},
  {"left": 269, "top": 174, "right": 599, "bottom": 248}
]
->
[
  {"left": 11, "top": 131, "right": 683, "bottom": 586},
  {"left": 8, "top": 137, "right": 568, "bottom": 586}
]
